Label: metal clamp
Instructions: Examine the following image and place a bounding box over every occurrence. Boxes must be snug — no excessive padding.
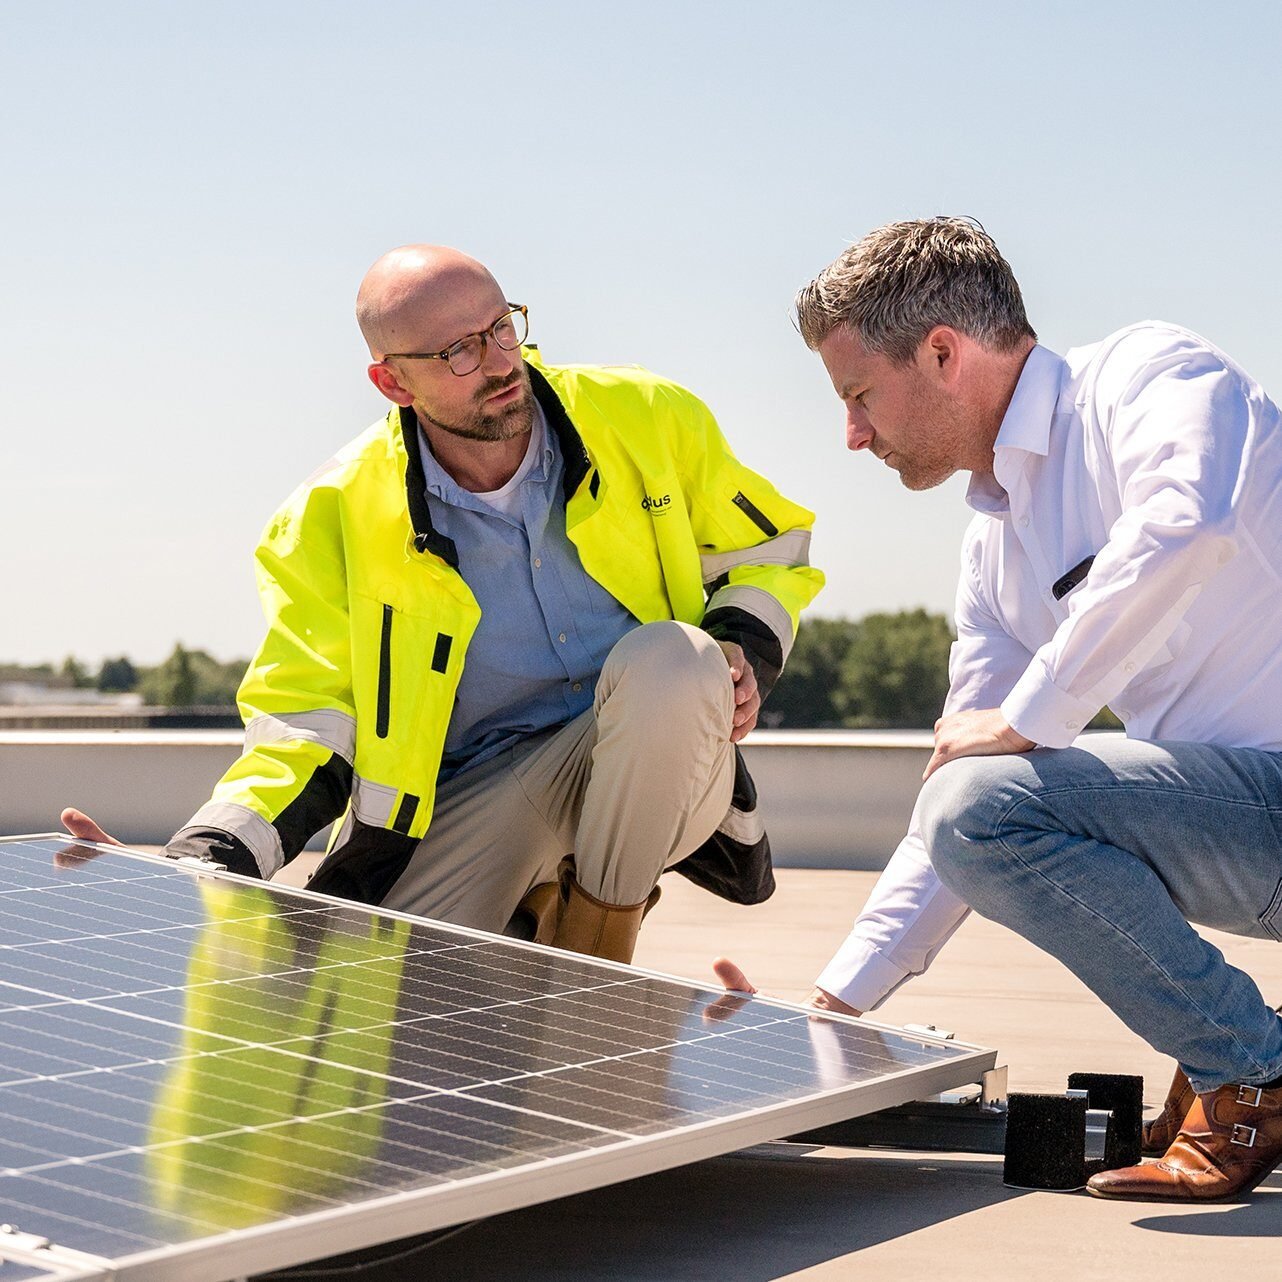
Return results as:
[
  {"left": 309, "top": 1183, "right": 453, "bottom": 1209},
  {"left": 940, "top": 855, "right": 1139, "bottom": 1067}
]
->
[
  {"left": 903, "top": 1023, "right": 956, "bottom": 1041},
  {"left": 0, "top": 1222, "right": 110, "bottom": 1273},
  {"left": 981, "top": 1065, "right": 1009, "bottom": 1110},
  {"left": 170, "top": 854, "right": 229, "bottom": 873},
  {"left": 0, "top": 1225, "right": 48, "bottom": 1251}
]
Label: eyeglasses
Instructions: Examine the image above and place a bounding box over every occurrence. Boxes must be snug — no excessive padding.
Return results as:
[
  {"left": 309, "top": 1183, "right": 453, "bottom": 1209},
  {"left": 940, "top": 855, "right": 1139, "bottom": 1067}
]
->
[{"left": 382, "top": 304, "right": 529, "bottom": 377}]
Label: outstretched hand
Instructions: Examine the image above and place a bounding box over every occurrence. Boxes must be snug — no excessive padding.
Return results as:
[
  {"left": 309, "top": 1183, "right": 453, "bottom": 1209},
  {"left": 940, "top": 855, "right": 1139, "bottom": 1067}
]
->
[
  {"left": 58, "top": 809, "right": 125, "bottom": 859},
  {"left": 703, "top": 957, "right": 758, "bottom": 1023},
  {"left": 712, "top": 957, "right": 758, "bottom": 996},
  {"left": 50, "top": 809, "right": 125, "bottom": 870},
  {"left": 710, "top": 956, "right": 863, "bottom": 1017}
]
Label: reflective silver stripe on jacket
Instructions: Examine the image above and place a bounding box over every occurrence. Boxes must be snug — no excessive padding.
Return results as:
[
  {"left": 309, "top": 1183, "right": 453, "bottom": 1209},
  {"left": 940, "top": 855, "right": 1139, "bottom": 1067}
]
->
[
  {"left": 717, "top": 801, "right": 765, "bottom": 846},
  {"left": 351, "top": 773, "right": 399, "bottom": 828},
  {"left": 705, "top": 583, "right": 796, "bottom": 661},
  {"left": 172, "top": 802, "right": 284, "bottom": 879},
  {"left": 699, "top": 529, "right": 811, "bottom": 584},
  {"left": 244, "top": 708, "right": 357, "bottom": 764}
]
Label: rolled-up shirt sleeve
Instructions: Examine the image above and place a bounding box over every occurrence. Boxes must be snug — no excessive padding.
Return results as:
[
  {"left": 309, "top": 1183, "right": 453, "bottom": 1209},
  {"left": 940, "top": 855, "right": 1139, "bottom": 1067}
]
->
[
  {"left": 1002, "top": 335, "right": 1247, "bottom": 748},
  {"left": 816, "top": 533, "right": 1034, "bottom": 1012}
]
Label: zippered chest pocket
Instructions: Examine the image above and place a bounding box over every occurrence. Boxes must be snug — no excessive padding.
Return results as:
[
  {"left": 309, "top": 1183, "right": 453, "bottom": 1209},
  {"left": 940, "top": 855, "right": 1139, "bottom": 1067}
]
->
[
  {"left": 376, "top": 604, "right": 393, "bottom": 738},
  {"left": 354, "top": 596, "right": 459, "bottom": 745}
]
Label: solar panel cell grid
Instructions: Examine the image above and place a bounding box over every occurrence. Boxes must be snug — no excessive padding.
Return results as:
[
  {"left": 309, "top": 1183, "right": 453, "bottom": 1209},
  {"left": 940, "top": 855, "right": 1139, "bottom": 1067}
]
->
[{"left": 0, "top": 836, "right": 993, "bottom": 1280}]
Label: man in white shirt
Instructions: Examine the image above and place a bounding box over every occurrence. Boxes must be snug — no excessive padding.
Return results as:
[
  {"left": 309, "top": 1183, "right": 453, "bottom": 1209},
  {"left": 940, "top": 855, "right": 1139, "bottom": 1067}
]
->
[{"left": 779, "top": 216, "right": 1282, "bottom": 1200}]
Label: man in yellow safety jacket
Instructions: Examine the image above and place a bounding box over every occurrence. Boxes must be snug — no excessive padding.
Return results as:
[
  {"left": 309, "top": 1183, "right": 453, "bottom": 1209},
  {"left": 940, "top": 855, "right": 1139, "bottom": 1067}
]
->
[{"left": 65, "top": 245, "right": 822, "bottom": 964}]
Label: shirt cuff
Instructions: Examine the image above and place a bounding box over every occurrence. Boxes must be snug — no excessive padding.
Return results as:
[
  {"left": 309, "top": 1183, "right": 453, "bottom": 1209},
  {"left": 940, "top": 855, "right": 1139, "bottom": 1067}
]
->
[
  {"left": 815, "top": 935, "right": 912, "bottom": 1014},
  {"left": 1000, "top": 659, "right": 1101, "bottom": 749}
]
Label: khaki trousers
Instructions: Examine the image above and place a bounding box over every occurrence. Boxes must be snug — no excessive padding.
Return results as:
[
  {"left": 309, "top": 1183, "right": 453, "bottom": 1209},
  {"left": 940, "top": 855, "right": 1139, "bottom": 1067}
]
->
[{"left": 379, "top": 621, "right": 736, "bottom": 933}]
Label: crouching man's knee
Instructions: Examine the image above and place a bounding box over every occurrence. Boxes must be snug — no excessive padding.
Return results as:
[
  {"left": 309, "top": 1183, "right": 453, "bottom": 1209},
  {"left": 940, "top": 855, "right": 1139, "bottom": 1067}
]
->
[
  {"left": 917, "top": 756, "right": 1027, "bottom": 902},
  {"left": 599, "top": 621, "right": 733, "bottom": 729}
]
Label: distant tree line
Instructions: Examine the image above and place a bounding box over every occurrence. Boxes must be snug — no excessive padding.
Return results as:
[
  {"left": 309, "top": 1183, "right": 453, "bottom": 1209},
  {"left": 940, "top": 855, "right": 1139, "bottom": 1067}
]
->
[
  {"left": 765, "top": 610, "right": 1120, "bottom": 730},
  {"left": 765, "top": 610, "right": 954, "bottom": 728},
  {"left": 1, "top": 646, "right": 249, "bottom": 709},
  {"left": 5, "top": 610, "right": 1120, "bottom": 729}
]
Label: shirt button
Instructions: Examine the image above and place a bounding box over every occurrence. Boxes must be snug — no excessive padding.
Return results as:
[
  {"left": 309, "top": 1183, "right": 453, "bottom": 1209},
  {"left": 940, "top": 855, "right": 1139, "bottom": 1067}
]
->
[
  {"left": 558, "top": 632, "right": 567, "bottom": 644},
  {"left": 1124, "top": 661, "right": 1136, "bottom": 673},
  {"left": 534, "top": 557, "right": 542, "bottom": 568},
  {"left": 1018, "top": 516, "right": 1029, "bottom": 527},
  {"left": 1066, "top": 720, "right": 1080, "bottom": 731},
  {"left": 572, "top": 682, "right": 582, "bottom": 693}
]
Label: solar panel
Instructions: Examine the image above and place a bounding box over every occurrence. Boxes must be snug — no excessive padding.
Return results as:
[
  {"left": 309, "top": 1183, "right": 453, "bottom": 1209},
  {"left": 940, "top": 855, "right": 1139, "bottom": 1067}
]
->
[
  {"left": 0, "top": 1258, "right": 71, "bottom": 1282},
  {"left": 0, "top": 835, "right": 995, "bottom": 1281}
]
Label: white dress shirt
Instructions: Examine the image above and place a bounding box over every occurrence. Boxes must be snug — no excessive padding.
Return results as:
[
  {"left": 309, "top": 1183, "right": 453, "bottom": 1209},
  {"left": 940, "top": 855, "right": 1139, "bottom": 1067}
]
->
[{"left": 817, "top": 322, "right": 1282, "bottom": 1013}]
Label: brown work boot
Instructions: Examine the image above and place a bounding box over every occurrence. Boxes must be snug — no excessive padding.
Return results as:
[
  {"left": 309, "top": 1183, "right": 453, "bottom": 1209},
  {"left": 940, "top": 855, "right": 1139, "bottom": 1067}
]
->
[
  {"left": 506, "top": 880, "right": 561, "bottom": 945},
  {"left": 550, "top": 869, "right": 661, "bottom": 964},
  {"left": 1088, "top": 1080, "right": 1282, "bottom": 1201},
  {"left": 1140, "top": 1003, "right": 1281, "bottom": 1154},
  {"left": 1142, "top": 1065, "right": 1197, "bottom": 1155}
]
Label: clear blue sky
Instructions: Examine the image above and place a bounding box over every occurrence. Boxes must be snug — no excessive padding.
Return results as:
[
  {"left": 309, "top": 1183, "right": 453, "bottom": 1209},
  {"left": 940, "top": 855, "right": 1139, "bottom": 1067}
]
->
[{"left": 3, "top": 1, "right": 1280, "bottom": 665}]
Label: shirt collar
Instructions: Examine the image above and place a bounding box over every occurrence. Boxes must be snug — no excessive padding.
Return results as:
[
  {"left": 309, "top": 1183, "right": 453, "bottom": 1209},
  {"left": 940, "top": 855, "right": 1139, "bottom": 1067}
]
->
[{"left": 965, "top": 343, "right": 1066, "bottom": 514}]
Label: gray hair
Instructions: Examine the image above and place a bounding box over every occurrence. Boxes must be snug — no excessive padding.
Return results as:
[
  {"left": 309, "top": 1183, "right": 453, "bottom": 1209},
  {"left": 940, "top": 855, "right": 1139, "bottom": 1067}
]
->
[{"left": 794, "top": 217, "right": 1036, "bottom": 361}]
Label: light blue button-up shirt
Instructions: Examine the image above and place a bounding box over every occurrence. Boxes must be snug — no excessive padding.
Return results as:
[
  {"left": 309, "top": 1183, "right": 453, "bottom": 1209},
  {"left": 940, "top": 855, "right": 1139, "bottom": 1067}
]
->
[{"left": 419, "top": 406, "right": 637, "bottom": 780}]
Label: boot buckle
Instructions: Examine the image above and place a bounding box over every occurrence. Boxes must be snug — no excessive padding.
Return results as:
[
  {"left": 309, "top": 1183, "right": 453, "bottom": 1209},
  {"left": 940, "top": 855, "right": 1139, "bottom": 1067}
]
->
[
  {"left": 1236, "top": 1085, "right": 1264, "bottom": 1108},
  {"left": 1230, "top": 1123, "right": 1258, "bottom": 1148}
]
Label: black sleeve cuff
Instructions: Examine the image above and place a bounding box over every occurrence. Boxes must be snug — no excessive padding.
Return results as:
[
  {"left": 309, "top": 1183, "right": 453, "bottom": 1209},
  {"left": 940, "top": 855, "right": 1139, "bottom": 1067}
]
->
[
  {"left": 701, "top": 605, "right": 785, "bottom": 704},
  {"left": 165, "top": 828, "right": 264, "bottom": 879}
]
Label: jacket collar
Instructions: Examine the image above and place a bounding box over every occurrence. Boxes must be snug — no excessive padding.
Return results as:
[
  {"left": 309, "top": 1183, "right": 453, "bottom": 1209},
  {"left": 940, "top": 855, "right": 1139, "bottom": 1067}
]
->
[
  {"left": 397, "top": 358, "right": 594, "bottom": 568},
  {"left": 528, "top": 361, "right": 592, "bottom": 499},
  {"left": 398, "top": 406, "right": 459, "bottom": 567}
]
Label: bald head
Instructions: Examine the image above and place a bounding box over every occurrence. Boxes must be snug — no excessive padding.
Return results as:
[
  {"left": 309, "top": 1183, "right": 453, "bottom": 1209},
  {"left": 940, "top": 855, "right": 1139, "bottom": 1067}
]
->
[{"left": 356, "top": 245, "right": 507, "bottom": 359}]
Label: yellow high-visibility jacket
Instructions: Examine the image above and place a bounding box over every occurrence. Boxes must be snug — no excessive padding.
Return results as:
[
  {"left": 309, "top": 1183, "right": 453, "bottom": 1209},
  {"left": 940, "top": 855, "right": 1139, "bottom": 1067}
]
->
[{"left": 169, "top": 353, "right": 823, "bottom": 905}]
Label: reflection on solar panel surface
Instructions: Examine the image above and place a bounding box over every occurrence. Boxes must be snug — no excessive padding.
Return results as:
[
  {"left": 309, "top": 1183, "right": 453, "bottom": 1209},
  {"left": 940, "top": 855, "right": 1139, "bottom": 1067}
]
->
[{"left": 0, "top": 837, "right": 994, "bottom": 1281}]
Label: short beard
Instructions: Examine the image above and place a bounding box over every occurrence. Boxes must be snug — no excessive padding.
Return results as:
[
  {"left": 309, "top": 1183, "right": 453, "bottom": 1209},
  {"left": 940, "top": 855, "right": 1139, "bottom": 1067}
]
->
[{"left": 418, "top": 370, "right": 535, "bottom": 443}]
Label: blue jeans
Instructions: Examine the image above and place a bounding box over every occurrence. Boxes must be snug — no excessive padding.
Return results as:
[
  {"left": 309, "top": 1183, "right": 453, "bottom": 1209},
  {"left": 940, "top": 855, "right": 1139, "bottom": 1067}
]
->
[{"left": 918, "top": 737, "right": 1282, "bottom": 1093}]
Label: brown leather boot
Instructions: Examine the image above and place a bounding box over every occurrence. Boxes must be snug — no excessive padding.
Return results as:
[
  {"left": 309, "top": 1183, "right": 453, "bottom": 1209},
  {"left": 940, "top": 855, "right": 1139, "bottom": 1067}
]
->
[
  {"left": 550, "top": 871, "right": 661, "bottom": 964},
  {"left": 507, "top": 880, "right": 561, "bottom": 945},
  {"left": 1140, "top": 1004, "right": 1281, "bottom": 1154},
  {"left": 1088, "top": 1080, "right": 1282, "bottom": 1200},
  {"left": 1142, "top": 1065, "right": 1197, "bottom": 1155}
]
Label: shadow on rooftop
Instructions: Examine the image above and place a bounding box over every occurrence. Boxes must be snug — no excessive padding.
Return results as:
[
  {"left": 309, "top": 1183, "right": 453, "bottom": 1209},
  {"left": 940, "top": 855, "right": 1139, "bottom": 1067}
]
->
[
  {"left": 289, "top": 1145, "right": 1028, "bottom": 1281},
  {"left": 1132, "top": 1176, "right": 1281, "bottom": 1237}
]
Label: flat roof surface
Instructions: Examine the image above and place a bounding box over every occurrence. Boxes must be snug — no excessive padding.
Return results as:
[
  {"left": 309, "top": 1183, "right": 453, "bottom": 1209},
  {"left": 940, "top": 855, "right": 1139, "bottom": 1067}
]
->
[{"left": 307, "top": 868, "right": 1279, "bottom": 1281}]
